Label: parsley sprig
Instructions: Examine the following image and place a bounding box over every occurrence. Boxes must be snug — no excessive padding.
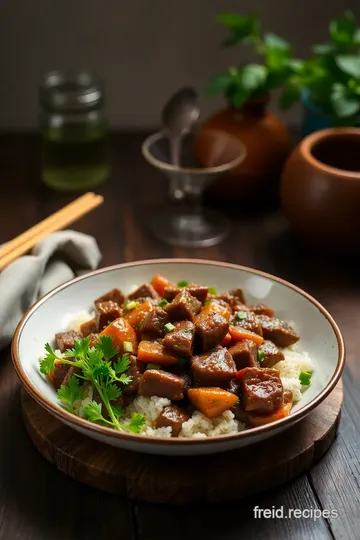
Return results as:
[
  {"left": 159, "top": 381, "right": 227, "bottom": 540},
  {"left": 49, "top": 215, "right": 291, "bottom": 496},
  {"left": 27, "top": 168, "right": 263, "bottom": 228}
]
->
[{"left": 40, "top": 336, "right": 145, "bottom": 434}]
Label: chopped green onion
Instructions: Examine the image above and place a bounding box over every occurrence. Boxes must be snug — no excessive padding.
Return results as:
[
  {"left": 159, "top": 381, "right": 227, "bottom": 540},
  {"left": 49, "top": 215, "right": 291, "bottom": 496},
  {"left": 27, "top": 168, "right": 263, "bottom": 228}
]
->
[
  {"left": 204, "top": 299, "right": 211, "bottom": 306},
  {"left": 177, "top": 357, "right": 188, "bottom": 367},
  {"left": 208, "top": 286, "right": 217, "bottom": 295},
  {"left": 146, "top": 363, "right": 162, "bottom": 370},
  {"left": 158, "top": 298, "right": 169, "bottom": 307},
  {"left": 164, "top": 322, "right": 176, "bottom": 333},
  {"left": 258, "top": 350, "right": 265, "bottom": 363},
  {"left": 136, "top": 322, "right": 142, "bottom": 330},
  {"left": 299, "top": 370, "right": 312, "bottom": 386},
  {"left": 236, "top": 311, "right": 248, "bottom": 320},
  {"left": 177, "top": 280, "right": 189, "bottom": 287},
  {"left": 123, "top": 341, "right": 133, "bottom": 353},
  {"left": 125, "top": 300, "right": 137, "bottom": 310}
]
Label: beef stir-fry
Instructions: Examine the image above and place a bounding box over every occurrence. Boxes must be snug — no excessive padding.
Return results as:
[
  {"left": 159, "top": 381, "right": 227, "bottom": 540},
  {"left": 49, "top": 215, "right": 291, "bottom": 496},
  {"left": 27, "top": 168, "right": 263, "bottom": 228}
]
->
[{"left": 40, "top": 274, "right": 311, "bottom": 438}]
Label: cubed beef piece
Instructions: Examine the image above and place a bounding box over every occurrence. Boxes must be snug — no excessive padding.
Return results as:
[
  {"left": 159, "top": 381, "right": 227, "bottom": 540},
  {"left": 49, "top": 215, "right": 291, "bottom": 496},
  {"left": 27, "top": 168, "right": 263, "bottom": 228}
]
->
[
  {"left": 95, "top": 301, "right": 122, "bottom": 331},
  {"left": 80, "top": 319, "right": 97, "bottom": 337},
  {"left": 165, "top": 290, "right": 201, "bottom": 322},
  {"left": 155, "top": 405, "right": 190, "bottom": 437},
  {"left": 195, "top": 312, "right": 229, "bottom": 352},
  {"left": 95, "top": 288, "right": 125, "bottom": 306},
  {"left": 217, "top": 288, "right": 246, "bottom": 308},
  {"left": 140, "top": 307, "right": 169, "bottom": 338},
  {"left": 55, "top": 331, "right": 82, "bottom": 353},
  {"left": 62, "top": 366, "right": 81, "bottom": 386},
  {"left": 256, "top": 315, "right": 299, "bottom": 347},
  {"left": 248, "top": 304, "right": 274, "bottom": 317},
  {"left": 231, "top": 311, "right": 263, "bottom": 336},
  {"left": 128, "top": 283, "right": 158, "bottom": 300},
  {"left": 258, "top": 340, "right": 284, "bottom": 368},
  {"left": 163, "top": 285, "right": 208, "bottom": 303},
  {"left": 139, "top": 370, "right": 184, "bottom": 400},
  {"left": 163, "top": 320, "right": 195, "bottom": 357},
  {"left": 229, "top": 340, "right": 259, "bottom": 369},
  {"left": 52, "top": 362, "right": 70, "bottom": 390},
  {"left": 178, "top": 372, "right": 192, "bottom": 393},
  {"left": 123, "top": 354, "right": 143, "bottom": 395},
  {"left": 283, "top": 389, "right": 293, "bottom": 404},
  {"left": 191, "top": 345, "right": 236, "bottom": 388},
  {"left": 237, "top": 367, "right": 283, "bottom": 413}
]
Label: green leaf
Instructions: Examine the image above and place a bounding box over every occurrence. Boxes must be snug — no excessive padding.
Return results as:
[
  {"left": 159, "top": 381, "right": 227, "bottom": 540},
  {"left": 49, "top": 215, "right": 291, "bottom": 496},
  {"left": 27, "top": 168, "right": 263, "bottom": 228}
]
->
[
  {"left": 335, "top": 55, "right": 360, "bottom": 79},
  {"left": 206, "top": 73, "right": 233, "bottom": 95},
  {"left": 83, "top": 401, "right": 104, "bottom": 423},
  {"left": 113, "top": 354, "right": 131, "bottom": 375},
  {"left": 240, "top": 64, "right": 267, "bottom": 91},
  {"left": 117, "top": 373, "right": 132, "bottom": 385},
  {"left": 208, "top": 286, "right": 217, "bottom": 295},
  {"left": 40, "top": 343, "right": 58, "bottom": 375},
  {"left": 330, "top": 11, "right": 356, "bottom": 44},
  {"left": 111, "top": 404, "right": 125, "bottom": 418},
  {"left": 216, "top": 12, "right": 249, "bottom": 28},
  {"left": 95, "top": 335, "right": 118, "bottom": 361},
  {"left": 57, "top": 375, "right": 82, "bottom": 413},
  {"left": 177, "top": 280, "right": 189, "bottom": 287},
  {"left": 121, "top": 412, "right": 146, "bottom": 434},
  {"left": 64, "top": 337, "right": 90, "bottom": 359},
  {"left": 104, "top": 382, "right": 122, "bottom": 402},
  {"left": 331, "top": 83, "right": 360, "bottom": 117},
  {"left": 264, "top": 33, "right": 290, "bottom": 51},
  {"left": 280, "top": 83, "right": 301, "bottom": 109},
  {"left": 231, "top": 87, "right": 250, "bottom": 109},
  {"left": 217, "top": 12, "right": 259, "bottom": 46},
  {"left": 312, "top": 43, "right": 334, "bottom": 55}
]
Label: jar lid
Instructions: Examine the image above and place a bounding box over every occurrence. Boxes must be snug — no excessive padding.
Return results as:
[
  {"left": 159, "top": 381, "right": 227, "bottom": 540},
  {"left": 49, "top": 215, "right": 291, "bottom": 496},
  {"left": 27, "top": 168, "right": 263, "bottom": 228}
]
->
[{"left": 40, "top": 71, "right": 104, "bottom": 111}]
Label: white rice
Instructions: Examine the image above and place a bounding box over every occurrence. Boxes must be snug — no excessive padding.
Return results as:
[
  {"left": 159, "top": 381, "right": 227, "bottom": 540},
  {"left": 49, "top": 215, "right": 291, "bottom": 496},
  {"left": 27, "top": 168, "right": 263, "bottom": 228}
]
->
[{"left": 63, "top": 311, "right": 314, "bottom": 438}]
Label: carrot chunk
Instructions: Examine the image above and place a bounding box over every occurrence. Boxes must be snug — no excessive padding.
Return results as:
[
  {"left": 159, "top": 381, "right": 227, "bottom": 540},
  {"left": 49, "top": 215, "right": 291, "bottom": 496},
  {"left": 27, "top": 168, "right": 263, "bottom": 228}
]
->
[
  {"left": 123, "top": 300, "right": 153, "bottom": 328},
  {"left": 188, "top": 387, "right": 238, "bottom": 418},
  {"left": 137, "top": 340, "right": 178, "bottom": 366},
  {"left": 100, "top": 317, "right": 138, "bottom": 355},
  {"left": 151, "top": 274, "right": 173, "bottom": 296},
  {"left": 246, "top": 402, "right": 292, "bottom": 427},
  {"left": 229, "top": 325, "right": 264, "bottom": 345}
]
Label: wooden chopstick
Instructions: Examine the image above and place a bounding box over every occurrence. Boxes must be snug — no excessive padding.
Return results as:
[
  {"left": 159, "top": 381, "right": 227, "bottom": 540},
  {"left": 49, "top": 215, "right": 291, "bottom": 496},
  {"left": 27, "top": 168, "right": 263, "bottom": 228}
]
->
[{"left": 0, "top": 192, "right": 103, "bottom": 271}]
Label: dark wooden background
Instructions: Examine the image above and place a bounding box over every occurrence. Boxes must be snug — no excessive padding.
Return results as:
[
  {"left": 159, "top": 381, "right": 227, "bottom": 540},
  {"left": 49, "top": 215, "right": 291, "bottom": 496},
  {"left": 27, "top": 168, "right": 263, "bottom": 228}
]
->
[{"left": 0, "top": 133, "right": 359, "bottom": 540}]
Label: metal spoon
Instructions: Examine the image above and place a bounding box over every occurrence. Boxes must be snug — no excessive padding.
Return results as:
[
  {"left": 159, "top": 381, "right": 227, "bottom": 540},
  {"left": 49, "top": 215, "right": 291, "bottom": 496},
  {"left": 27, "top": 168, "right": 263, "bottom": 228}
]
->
[{"left": 161, "top": 87, "right": 200, "bottom": 167}]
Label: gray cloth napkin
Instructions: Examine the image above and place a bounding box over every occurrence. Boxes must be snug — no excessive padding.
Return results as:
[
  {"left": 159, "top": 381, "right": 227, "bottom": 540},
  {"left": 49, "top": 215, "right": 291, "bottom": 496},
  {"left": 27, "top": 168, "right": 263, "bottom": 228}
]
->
[{"left": 0, "top": 230, "right": 101, "bottom": 350}]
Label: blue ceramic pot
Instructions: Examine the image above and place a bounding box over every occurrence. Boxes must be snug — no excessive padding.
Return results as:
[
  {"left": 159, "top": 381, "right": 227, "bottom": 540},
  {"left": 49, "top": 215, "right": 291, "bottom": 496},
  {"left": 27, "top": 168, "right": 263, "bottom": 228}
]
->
[{"left": 301, "top": 90, "right": 360, "bottom": 137}]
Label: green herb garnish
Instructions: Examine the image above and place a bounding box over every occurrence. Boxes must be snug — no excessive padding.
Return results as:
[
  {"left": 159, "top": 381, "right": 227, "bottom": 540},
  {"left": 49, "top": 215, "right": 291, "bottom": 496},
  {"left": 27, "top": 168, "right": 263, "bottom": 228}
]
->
[
  {"left": 208, "top": 286, "right": 217, "bottom": 295},
  {"left": 258, "top": 350, "right": 265, "bottom": 363},
  {"left": 123, "top": 341, "right": 133, "bottom": 353},
  {"left": 164, "top": 322, "right": 176, "bottom": 333},
  {"left": 204, "top": 299, "right": 211, "bottom": 306},
  {"left": 146, "top": 363, "right": 162, "bottom": 370},
  {"left": 299, "top": 370, "right": 312, "bottom": 386},
  {"left": 40, "top": 336, "right": 145, "bottom": 433},
  {"left": 158, "top": 298, "right": 169, "bottom": 307},
  {"left": 177, "top": 280, "right": 189, "bottom": 287},
  {"left": 236, "top": 311, "right": 248, "bottom": 320},
  {"left": 125, "top": 300, "right": 137, "bottom": 310}
]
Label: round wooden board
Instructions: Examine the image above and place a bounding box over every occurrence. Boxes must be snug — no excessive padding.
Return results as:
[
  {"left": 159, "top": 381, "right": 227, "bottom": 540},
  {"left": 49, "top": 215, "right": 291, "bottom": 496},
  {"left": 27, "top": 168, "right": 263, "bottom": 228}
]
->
[{"left": 21, "top": 381, "right": 343, "bottom": 504}]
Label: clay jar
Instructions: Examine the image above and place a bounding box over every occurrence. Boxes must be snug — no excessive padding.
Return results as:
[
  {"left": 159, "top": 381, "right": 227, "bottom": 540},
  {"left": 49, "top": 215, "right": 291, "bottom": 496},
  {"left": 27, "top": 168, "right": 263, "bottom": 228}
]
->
[
  {"left": 195, "top": 96, "right": 292, "bottom": 202},
  {"left": 281, "top": 128, "right": 360, "bottom": 252}
]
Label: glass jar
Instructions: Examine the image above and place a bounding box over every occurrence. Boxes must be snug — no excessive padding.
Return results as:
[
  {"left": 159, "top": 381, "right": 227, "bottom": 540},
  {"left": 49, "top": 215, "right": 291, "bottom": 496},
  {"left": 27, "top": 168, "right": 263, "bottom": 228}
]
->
[{"left": 39, "top": 71, "right": 110, "bottom": 191}]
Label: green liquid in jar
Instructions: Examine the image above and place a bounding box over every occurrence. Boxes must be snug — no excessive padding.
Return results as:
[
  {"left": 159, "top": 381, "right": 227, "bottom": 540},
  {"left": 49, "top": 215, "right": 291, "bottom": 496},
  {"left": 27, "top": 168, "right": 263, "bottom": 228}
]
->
[{"left": 41, "top": 122, "right": 110, "bottom": 191}]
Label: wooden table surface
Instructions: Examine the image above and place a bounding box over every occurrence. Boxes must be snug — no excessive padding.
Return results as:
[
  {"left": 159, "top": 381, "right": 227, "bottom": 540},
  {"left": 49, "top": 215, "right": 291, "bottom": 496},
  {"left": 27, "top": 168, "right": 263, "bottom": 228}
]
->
[{"left": 0, "top": 133, "right": 359, "bottom": 540}]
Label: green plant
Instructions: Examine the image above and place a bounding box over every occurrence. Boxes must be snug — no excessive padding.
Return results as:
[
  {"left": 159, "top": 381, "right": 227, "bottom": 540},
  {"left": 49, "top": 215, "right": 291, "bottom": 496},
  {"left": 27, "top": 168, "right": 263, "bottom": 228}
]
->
[
  {"left": 207, "top": 12, "right": 301, "bottom": 108},
  {"left": 281, "top": 11, "right": 360, "bottom": 125}
]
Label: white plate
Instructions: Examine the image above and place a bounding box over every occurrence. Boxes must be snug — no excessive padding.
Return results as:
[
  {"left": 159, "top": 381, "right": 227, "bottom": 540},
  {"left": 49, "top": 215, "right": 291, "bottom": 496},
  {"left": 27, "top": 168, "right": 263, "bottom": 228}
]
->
[{"left": 12, "top": 259, "right": 345, "bottom": 455}]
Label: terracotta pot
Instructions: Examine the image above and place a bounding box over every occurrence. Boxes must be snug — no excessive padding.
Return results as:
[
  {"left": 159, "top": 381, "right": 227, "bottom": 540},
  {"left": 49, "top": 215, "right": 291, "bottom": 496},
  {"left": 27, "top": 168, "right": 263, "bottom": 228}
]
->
[
  {"left": 281, "top": 128, "right": 360, "bottom": 252},
  {"left": 195, "top": 96, "right": 292, "bottom": 202}
]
